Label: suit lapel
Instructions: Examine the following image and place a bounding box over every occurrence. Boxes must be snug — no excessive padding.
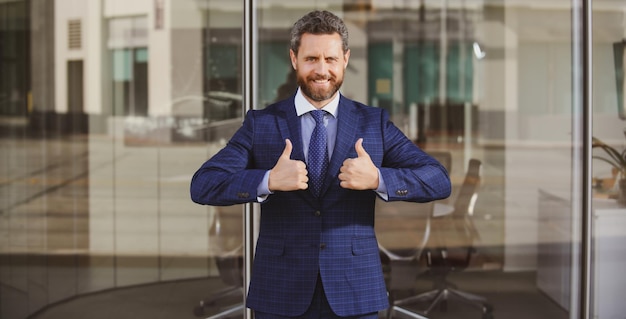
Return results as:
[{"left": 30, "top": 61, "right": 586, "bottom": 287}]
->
[
  {"left": 321, "top": 96, "right": 359, "bottom": 196},
  {"left": 276, "top": 100, "right": 305, "bottom": 162},
  {"left": 276, "top": 100, "right": 317, "bottom": 203}
]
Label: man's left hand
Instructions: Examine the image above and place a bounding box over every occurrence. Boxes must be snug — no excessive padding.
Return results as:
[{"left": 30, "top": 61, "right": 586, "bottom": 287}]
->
[{"left": 339, "top": 138, "right": 379, "bottom": 190}]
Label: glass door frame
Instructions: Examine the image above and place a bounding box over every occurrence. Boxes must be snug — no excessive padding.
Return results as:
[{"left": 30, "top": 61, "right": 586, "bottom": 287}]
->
[
  {"left": 242, "top": 1, "right": 258, "bottom": 319},
  {"left": 575, "top": 0, "right": 593, "bottom": 319}
]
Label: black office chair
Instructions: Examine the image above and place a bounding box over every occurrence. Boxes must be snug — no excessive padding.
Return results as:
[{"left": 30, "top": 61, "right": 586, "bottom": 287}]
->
[
  {"left": 393, "top": 159, "right": 493, "bottom": 319},
  {"left": 193, "top": 206, "right": 244, "bottom": 319},
  {"left": 378, "top": 200, "right": 433, "bottom": 319},
  {"left": 378, "top": 151, "right": 452, "bottom": 319}
]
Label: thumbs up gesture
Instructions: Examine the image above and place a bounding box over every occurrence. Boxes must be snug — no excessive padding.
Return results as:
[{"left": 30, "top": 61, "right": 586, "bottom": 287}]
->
[
  {"left": 339, "top": 138, "right": 379, "bottom": 190},
  {"left": 269, "top": 139, "right": 309, "bottom": 191}
]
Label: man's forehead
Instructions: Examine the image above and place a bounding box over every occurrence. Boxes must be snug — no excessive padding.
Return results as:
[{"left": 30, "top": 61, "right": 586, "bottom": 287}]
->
[
  {"left": 298, "top": 33, "right": 344, "bottom": 52},
  {"left": 301, "top": 32, "right": 341, "bottom": 40}
]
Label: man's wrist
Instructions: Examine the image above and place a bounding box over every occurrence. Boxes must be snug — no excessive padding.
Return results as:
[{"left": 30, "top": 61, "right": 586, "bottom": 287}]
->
[{"left": 257, "top": 170, "right": 273, "bottom": 202}]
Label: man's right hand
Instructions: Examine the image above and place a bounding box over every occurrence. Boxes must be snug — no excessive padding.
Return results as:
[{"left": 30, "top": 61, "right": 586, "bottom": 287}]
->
[{"left": 268, "top": 139, "right": 309, "bottom": 191}]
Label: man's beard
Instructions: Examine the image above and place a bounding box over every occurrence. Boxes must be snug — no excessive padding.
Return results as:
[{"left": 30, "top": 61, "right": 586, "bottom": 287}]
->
[{"left": 297, "top": 74, "right": 343, "bottom": 103}]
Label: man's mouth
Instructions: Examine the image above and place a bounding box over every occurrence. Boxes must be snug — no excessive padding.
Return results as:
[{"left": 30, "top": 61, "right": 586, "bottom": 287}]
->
[{"left": 311, "top": 77, "right": 331, "bottom": 85}]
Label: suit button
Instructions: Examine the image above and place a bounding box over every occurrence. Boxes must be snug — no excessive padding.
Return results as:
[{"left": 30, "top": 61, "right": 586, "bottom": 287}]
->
[
  {"left": 314, "top": 210, "right": 321, "bottom": 217},
  {"left": 395, "top": 190, "right": 408, "bottom": 196},
  {"left": 237, "top": 192, "right": 249, "bottom": 198},
  {"left": 320, "top": 243, "right": 326, "bottom": 249}
]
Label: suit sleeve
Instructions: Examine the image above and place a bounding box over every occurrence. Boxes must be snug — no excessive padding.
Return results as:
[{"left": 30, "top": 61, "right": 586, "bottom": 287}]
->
[
  {"left": 190, "top": 110, "right": 267, "bottom": 206},
  {"left": 377, "top": 110, "right": 452, "bottom": 203}
]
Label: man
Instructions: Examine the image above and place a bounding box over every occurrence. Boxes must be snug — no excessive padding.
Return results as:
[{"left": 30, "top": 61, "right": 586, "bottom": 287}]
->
[{"left": 190, "top": 10, "right": 451, "bottom": 319}]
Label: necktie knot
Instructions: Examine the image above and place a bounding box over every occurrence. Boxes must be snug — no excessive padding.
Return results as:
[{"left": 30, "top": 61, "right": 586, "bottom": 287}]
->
[{"left": 311, "top": 109, "right": 325, "bottom": 125}]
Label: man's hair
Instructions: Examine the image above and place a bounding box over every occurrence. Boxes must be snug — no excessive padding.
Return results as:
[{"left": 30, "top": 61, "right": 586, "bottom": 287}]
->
[{"left": 290, "top": 10, "right": 349, "bottom": 55}]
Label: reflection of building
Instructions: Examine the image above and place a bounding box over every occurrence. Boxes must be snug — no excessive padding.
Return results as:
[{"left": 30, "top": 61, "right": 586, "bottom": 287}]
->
[
  {"left": 5, "top": 0, "right": 625, "bottom": 145},
  {"left": 24, "top": 0, "right": 246, "bottom": 142},
  {"left": 22, "top": 0, "right": 485, "bottom": 144}
]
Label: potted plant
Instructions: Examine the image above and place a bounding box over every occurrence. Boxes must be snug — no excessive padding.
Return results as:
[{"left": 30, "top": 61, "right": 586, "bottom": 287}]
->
[{"left": 593, "top": 135, "right": 626, "bottom": 205}]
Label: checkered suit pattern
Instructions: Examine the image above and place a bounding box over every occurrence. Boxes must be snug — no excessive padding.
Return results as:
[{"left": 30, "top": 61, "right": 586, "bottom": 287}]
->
[
  {"left": 190, "top": 95, "right": 451, "bottom": 317},
  {"left": 308, "top": 110, "right": 329, "bottom": 197}
]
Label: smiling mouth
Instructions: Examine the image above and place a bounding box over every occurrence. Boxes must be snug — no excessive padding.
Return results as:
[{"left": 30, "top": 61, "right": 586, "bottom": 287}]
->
[{"left": 311, "top": 77, "right": 331, "bottom": 84}]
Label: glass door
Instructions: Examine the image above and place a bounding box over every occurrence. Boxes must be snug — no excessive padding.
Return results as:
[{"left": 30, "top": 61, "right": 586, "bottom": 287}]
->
[
  {"left": 590, "top": 1, "right": 626, "bottom": 318},
  {"left": 250, "top": 1, "right": 591, "bottom": 318}
]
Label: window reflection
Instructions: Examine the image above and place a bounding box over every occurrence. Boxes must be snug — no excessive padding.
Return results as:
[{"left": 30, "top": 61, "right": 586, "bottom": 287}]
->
[
  {"left": 0, "top": 0, "right": 29, "bottom": 117},
  {"left": 109, "top": 17, "right": 149, "bottom": 117},
  {"left": 1, "top": 0, "right": 626, "bottom": 319}
]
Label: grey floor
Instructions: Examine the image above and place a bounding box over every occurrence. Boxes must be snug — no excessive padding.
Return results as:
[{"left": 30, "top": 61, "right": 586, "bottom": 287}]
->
[{"left": 30, "top": 271, "right": 567, "bottom": 319}]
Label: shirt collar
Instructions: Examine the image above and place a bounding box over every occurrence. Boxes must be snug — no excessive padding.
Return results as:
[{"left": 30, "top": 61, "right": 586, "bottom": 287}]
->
[{"left": 294, "top": 87, "right": 339, "bottom": 118}]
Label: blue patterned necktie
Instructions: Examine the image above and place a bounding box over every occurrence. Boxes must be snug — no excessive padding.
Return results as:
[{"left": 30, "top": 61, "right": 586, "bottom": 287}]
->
[{"left": 308, "top": 110, "right": 328, "bottom": 197}]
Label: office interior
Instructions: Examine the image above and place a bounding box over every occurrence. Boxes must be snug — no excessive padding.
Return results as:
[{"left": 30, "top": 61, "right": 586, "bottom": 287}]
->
[{"left": 1, "top": 0, "right": 625, "bottom": 318}]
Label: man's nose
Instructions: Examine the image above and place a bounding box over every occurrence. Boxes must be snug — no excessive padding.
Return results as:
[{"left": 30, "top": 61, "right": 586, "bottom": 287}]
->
[{"left": 314, "top": 60, "right": 328, "bottom": 75}]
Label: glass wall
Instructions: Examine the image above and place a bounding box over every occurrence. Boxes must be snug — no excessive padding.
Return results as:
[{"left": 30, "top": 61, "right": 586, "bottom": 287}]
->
[
  {"left": 0, "top": 0, "right": 624, "bottom": 319},
  {"left": 591, "top": 1, "right": 626, "bottom": 318}
]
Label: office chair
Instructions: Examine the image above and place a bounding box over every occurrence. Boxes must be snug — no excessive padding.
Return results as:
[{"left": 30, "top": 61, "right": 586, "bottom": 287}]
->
[
  {"left": 193, "top": 206, "right": 244, "bottom": 319},
  {"left": 378, "top": 151, "right": 452, "bottom": 319},
  {"left": 378, "top": 205, "right": 432, "bottom": 319},
  {"left": 393, "top": 158, "right": 493, "bottom": 319}
]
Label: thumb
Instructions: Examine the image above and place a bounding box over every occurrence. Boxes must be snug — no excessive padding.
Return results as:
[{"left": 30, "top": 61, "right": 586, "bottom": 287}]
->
[
  {"left": 355, "top": 138, "right": 368, "bottom": 158},
  {"left": 281, "top": 139, "right": 293, "bottom": 158}
]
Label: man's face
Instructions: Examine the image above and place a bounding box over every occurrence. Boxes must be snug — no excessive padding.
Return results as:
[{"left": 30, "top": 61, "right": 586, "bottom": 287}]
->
[{"left": 290, "top": 33, "right": 350, "bottom": 108}]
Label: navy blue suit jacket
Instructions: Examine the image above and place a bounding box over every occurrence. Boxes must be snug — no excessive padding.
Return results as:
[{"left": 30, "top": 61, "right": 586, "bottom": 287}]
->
[{"left": 190, "top": 95, "right": 451, "bottom": 317}]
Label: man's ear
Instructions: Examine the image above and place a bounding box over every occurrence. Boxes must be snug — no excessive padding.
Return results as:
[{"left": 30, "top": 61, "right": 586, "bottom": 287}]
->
[
  {"left": 343, "top": 49, "right": 351, "bottom": 69},
  {"left": 289, "top": 49, "right": 297, "bottom": 70}
]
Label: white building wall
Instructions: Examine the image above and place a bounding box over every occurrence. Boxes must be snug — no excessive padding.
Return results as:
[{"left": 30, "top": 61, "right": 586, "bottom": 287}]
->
[
  {"left": 148, "top": 0, "right": 172, "bottom": 116},
  {"left": 85, "top": 0, "right": 103, "bottom": 115},
  {"left": 163, "top": 0, "right": 204, "bottom": 117},
  {"left": 54, "top": 0, "right": 89, "bottom": 113},
  {"left": 104, "top": 0, "right": 150, "bottom": 17}
]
